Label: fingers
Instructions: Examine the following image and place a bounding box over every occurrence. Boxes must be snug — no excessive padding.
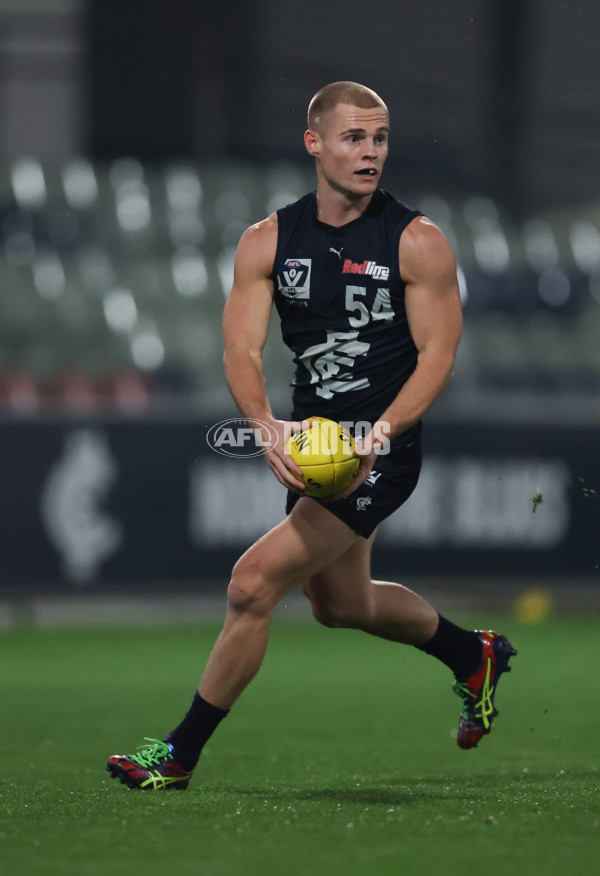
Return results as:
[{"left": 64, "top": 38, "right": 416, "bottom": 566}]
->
[
  {"left": 265, "top": 419, "right": 308, "bottom": 490},
  {"left": 278, "top": 420, "right": 306, "bottom": 478},
  {"left": 267, "top": 452, "right": 305, "bottom": 492},
  {"left": 325, "top": 453, "right": 374, "bottom": 501}
]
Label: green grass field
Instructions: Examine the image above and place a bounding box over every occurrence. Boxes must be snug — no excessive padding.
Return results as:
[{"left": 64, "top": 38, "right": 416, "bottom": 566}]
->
[{"left": 1, "top": 613, "right": 599, "bottom": 876}]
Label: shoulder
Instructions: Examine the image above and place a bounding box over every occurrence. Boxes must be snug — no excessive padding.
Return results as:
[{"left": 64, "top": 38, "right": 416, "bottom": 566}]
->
[
  {"left": 238, "top": 212, "right": 279, "bottom": 251},
  {"left": 234, "top": 212, "right": 279, "bottom": 278},
  {"left": 399, "top": 216, "right": 457, "bottom": 284}
]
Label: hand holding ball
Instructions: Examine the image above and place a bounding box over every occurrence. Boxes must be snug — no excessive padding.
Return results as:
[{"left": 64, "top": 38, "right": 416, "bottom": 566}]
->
[{"left": 286, "top": 417, "right": 360, "bottom": 498}]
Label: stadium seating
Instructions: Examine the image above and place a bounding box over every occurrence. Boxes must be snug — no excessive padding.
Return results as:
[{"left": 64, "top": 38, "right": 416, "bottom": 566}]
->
[{"left": 0, "top": 157, "right": 598, "bottom": 414}]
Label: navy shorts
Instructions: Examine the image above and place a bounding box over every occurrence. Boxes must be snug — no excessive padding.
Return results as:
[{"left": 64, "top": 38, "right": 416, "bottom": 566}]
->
[{"left": 285, "top": 435, "right": 422, "bottom": 538}]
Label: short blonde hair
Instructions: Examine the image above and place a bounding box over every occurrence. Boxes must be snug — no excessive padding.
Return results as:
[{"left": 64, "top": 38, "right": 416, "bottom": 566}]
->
[{"left": 307, "top": 81, "right": 387, "bottom": 132}]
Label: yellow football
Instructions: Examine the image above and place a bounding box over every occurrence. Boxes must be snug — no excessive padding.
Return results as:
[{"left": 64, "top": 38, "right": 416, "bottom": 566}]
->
[{"left": 286, "top": 417, "right": 360, "bottom": 498}]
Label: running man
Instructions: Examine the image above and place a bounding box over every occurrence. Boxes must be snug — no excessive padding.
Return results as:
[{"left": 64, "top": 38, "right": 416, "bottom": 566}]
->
[{"left": 107, "top": 81, "right": 516, "bottom": 790}]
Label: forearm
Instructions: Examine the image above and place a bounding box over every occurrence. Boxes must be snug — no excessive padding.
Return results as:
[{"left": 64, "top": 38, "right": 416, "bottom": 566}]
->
[
  {"left": 224, "top": 348, "right": 274, "bottom": 426},
  {"left": 374, "top": 348, "right": 455, "bottom": 443},
  {"left": 224, "top": 345, "right": 305, "bottom": 489}
]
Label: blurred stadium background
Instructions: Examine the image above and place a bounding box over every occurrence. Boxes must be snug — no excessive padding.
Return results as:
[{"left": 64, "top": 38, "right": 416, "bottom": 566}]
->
[{"left": 1, "top": 0, "right": 599, "bottom": 624}]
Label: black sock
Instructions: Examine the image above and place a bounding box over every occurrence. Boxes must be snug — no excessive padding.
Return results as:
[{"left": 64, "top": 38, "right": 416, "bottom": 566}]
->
[
  {"left": 164, "top": 692, "right": 229, "bottom": 772},
  {"left": 418, "top": 614, "right": 483, "bottom": 681}
]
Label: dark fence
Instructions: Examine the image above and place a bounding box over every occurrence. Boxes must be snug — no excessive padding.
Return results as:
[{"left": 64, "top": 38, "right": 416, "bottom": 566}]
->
[{"left": 1, "top": 417, "right": 599, "bottom": 589}]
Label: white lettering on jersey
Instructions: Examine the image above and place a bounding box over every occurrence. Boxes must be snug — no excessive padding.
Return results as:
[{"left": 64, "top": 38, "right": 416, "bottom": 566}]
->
[
  {"left": 299, "top": 330, "right": 370, "bottom": 400},
  {"left": 345, "top": 285, "right": 394, "bottom": 327}
]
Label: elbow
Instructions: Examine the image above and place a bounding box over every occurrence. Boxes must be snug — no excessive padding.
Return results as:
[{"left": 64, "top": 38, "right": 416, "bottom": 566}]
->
[
  {"left": 445, "top": 355, "right": 458, "bottom": 384},
  {"left": 442, "top": 354, "right": 458, "bottom": 392},
  {"left": 223, "top": 345, "right": 263, "bottom": 379},
  {"left": 415, "top": 347, "right": 457, "bottom": 403},
  {"left": 223, "top": 348, "right": 232, "bottom": 380},
  {"left": 443, "top": 366, "right": 455, "bottom": 394},
  {"left": 223, "top": 346, "right": 241, "bottom": 387},
  {"left": 418, "top": 345, "right": 456, "bottom": 379}
]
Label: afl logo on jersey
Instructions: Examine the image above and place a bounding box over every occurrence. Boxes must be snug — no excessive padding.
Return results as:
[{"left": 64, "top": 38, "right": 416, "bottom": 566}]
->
[{"left": 278, "top": 258, "right": 312, "bottom": 299}]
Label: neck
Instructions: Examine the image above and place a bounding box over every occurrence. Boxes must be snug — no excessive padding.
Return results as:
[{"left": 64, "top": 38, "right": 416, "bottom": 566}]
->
[{"left": 314, "top": 187, "right": 374, "bottom": 227}]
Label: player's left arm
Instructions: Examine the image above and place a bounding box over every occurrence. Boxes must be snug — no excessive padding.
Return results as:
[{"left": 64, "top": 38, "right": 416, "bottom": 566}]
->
[
  {"left": 381, "top": 215, "right": 463, "bottom": 437},
  {"left": 345, "top": 216, "right": 462, "bottom": 487}
]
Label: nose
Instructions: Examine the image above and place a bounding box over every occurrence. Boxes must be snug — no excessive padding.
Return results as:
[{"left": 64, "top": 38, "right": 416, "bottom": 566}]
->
[{"left": 363, "top": 139, "right": 378, "bottom": 158}]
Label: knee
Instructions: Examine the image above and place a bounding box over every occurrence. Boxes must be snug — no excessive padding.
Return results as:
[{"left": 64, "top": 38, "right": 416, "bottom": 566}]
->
[{"left": 227, "top": 554, "right": 272, "bottom": 616}]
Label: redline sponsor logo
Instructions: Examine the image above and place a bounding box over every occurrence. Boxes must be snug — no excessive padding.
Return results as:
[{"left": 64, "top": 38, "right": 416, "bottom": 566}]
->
[{"left": 342, "top": 259, "right": 390, "bottom": 280}]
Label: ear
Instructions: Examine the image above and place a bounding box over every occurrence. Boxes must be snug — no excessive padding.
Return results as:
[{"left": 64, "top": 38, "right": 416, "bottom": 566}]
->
[{"left": 304, "top": 128, "right": 321, "bottom": 157}]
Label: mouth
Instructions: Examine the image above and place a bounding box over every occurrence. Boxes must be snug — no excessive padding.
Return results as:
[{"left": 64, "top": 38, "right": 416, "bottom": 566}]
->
[{"left": 355, "top": 168, "right": 377, "bottom": 177}]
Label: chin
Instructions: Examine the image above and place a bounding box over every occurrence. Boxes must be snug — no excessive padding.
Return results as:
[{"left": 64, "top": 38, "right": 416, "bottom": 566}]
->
[{"left": 353, "top": 179, "right": 378, "bottom": 194}]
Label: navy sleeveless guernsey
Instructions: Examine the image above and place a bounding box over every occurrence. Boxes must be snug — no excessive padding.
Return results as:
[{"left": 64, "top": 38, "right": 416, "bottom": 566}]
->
[{"left": 272, "top": 189, "right": 422, "bottom": 443}]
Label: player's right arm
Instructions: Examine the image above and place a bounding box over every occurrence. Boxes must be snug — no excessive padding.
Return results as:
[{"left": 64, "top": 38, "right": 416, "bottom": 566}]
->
[{"left": 222, "top": 215, "right": 306, "bottom": 491}]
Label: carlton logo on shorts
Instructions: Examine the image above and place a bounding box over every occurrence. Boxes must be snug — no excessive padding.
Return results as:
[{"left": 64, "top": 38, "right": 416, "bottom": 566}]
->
[{"left": 278, "top": 258, "right": 312, "bottom": 299}]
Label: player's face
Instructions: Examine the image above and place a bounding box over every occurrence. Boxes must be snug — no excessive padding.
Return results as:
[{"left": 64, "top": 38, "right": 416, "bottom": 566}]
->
[{"left": 308, "top": 103, "right": 389, "bottom": 198}]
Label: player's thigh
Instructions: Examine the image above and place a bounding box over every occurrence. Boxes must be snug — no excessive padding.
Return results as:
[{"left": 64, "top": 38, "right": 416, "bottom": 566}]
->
[
  {"left": 232, "top": 496, "right": 359, "bottom": 604},
  {"left": 302, "top": 529, "right": 377, "bottom": 618}
]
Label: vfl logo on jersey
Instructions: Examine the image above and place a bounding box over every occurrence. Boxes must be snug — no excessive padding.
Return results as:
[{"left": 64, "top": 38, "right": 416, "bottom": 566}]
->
[
  {"left": 278, "top": 258, "right": 312, "bottom": 299},
  {"left": 343, "top": 259, "right": 390, "bottom": 281}
]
